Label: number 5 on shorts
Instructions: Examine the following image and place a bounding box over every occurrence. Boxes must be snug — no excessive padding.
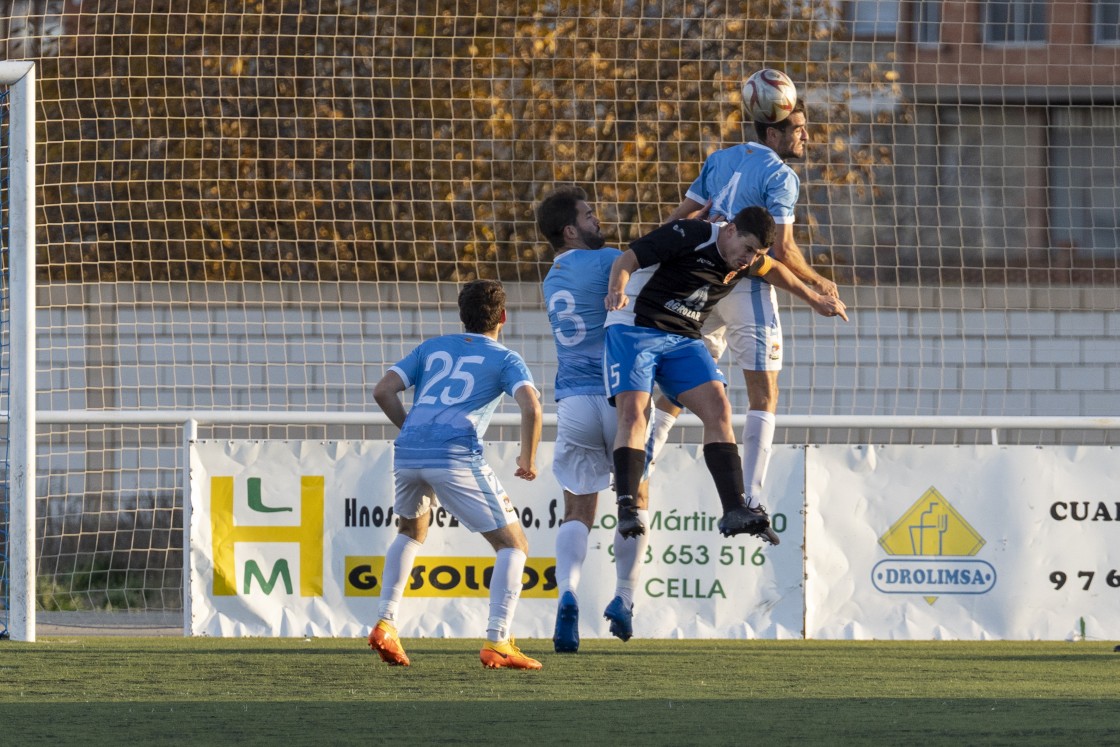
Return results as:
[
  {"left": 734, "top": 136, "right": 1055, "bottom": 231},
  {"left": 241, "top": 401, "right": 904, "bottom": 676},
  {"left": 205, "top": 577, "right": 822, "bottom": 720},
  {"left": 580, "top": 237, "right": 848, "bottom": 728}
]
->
[{"left": 609, "top": 363, "right": 620, "bottom": 389}]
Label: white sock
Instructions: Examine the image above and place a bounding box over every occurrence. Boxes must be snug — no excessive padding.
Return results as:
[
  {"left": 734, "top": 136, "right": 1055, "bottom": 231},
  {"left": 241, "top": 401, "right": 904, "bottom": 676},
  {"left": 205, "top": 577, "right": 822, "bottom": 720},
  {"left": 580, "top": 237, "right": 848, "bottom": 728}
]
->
[
  {"left": 743, "top": 410, "right": 776, "bottom": 509},
  {"left": 648, "top": 408, "right": 679, "bottom": 465},
  {"left": 486, "top": 547, "right": 527, "bottom": 643},
  {"left": 377, "top": 534, "right": 423, "bottom": 623},
  {"left": 613, "top": 509, "right": 649, "bottom": 608},
  {"left": 555, "top": 519, "right": 589, "bottom": 597}
]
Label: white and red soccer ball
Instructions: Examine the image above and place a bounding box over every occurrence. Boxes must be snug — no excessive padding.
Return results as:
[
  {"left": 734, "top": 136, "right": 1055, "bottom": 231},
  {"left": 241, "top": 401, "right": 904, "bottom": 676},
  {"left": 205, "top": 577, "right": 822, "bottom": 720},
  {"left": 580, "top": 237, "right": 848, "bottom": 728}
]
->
[{"left": 742, "top": 69, "right": 798, "bottom": 124}]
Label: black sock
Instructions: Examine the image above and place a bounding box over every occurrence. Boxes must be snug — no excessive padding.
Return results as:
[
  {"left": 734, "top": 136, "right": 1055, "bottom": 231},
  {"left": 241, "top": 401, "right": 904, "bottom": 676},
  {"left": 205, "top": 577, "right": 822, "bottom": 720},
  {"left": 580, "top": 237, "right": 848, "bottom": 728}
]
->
[
  {"left": 612, "top": 447, "right": 646, "bottom": 501},
  {"left": 703, "top": 442, "right": 746, "bottom": 513}
]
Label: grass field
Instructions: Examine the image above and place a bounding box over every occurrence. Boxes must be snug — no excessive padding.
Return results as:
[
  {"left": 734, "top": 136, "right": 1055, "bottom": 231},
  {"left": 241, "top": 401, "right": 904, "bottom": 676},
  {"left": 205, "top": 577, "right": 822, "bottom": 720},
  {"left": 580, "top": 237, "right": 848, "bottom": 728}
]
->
[{"left": 2, "top": 637, "right": 1118, "bottom": 745}]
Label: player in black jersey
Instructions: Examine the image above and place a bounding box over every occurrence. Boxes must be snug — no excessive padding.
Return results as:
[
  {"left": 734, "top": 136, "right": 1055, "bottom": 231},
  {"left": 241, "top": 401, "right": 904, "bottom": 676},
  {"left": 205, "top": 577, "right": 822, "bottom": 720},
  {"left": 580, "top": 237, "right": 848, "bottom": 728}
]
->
[{"left": 603, "top": 206, "right": 846, "bottom": 541}]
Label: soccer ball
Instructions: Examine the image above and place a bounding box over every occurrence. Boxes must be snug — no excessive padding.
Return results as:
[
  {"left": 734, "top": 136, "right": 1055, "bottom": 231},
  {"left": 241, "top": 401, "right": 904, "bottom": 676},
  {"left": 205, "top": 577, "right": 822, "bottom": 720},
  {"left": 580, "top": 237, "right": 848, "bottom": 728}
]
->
[{"left": 742, "top": 69, "right": 797, "bottom": 124}]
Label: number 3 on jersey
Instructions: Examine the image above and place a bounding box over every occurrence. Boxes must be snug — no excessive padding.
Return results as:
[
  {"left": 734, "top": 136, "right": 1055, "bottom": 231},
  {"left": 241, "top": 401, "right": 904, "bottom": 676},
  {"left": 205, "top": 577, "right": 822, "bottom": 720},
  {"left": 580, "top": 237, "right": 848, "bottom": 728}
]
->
[
  {"left": 548, "top": 290, "right": 586, "bottom": 347},
  {"left": 416, "top": 352, "right": 484, "bottom": 405}
]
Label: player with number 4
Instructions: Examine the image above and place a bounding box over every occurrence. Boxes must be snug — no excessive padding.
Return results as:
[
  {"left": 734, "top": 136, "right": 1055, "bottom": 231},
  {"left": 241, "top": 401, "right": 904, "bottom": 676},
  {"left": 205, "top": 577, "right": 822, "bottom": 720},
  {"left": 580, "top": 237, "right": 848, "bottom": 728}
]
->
[{"left": 648, "top": 93, "right": 848, "bottom": 531}]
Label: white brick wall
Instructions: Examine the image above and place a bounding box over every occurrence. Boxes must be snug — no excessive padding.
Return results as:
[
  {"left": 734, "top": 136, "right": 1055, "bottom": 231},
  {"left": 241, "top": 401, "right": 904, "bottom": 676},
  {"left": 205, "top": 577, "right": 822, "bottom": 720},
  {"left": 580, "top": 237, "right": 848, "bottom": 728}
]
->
[{"left": 35, "top": 281, "right": 1120, "bottom": 419}]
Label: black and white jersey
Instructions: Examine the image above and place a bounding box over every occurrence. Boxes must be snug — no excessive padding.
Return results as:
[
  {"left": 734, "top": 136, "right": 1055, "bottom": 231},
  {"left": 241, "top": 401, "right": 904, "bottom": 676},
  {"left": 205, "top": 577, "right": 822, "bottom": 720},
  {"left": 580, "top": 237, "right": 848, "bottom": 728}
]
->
[{"left": 606, "top": 219, "right": 773, "bottom": 338}]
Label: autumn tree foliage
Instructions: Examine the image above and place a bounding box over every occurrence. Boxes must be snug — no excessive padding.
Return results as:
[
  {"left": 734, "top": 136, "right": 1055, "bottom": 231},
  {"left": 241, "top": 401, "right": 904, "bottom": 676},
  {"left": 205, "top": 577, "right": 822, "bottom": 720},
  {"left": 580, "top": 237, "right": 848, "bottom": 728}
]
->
[{"left": 15, "top": 1, "right": 886, "bottom": 284}]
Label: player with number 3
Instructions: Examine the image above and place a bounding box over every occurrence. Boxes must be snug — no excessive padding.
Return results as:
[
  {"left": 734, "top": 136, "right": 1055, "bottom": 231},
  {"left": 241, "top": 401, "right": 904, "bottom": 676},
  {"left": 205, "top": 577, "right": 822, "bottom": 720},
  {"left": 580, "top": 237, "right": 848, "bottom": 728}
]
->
[{"left": 537, "top": 186, "right": 652, "bottom": 651}]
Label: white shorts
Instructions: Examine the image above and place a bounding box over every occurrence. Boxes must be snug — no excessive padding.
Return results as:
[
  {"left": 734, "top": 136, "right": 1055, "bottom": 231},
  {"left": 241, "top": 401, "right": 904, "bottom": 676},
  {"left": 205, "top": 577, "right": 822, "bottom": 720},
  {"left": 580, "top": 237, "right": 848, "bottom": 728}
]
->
[
  {"left": 394, "top": 461, "right": 518, "bottom": 534},
  {"left": 701, "top": 281, "right": 783, "bottom": 372},
  {"left": 553, "top": 395, "right": 616, "bottom": 495}
]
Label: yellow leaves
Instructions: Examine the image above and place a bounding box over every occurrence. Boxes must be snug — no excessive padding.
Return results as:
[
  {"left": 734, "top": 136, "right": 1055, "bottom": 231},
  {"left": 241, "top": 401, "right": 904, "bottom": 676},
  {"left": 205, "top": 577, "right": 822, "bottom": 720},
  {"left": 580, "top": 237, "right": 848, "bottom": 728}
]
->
[{"left": 33, "top": 2, "right": 903, "bottom": 284}]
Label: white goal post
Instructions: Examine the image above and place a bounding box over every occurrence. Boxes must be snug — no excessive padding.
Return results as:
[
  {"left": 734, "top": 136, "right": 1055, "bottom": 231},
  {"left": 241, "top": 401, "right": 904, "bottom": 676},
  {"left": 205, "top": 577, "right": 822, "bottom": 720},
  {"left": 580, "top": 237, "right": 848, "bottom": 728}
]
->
[{"left": 1, "top": 60, "right": 36, "bottom": 642}]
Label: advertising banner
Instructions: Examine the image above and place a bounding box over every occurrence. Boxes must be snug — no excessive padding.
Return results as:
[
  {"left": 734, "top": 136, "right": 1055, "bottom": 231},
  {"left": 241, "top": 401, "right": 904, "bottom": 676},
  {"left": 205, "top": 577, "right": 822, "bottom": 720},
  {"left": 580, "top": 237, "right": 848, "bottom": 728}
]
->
[
  {"left": 188, "top": 440, "right": 804, "bottom": 638},
  {"left": 805, "top": 445, "right": 1120, "bottom": 641}
]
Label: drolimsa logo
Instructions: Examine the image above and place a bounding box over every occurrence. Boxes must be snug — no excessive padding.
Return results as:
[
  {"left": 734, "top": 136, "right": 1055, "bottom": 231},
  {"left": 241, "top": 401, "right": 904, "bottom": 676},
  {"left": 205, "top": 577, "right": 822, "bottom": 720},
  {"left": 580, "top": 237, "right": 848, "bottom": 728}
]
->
[{"left": 873, "top": 486, "right": 996, "bottom": 603}]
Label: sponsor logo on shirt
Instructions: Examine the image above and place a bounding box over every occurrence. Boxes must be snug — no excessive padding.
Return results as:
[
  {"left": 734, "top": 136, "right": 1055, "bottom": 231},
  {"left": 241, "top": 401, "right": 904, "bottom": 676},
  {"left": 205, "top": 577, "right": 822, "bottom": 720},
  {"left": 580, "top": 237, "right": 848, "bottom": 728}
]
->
[{"left": 664, "top": 284, "right": 709, "bottom": 320}]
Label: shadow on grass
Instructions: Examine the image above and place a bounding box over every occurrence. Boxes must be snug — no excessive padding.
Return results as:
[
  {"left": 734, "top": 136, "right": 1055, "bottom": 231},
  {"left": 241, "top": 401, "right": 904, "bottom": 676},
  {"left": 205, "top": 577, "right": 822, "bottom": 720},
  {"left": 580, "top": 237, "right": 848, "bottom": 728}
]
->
[{"left": 3, "top": 698, "right": 1118, "bottom": 746}]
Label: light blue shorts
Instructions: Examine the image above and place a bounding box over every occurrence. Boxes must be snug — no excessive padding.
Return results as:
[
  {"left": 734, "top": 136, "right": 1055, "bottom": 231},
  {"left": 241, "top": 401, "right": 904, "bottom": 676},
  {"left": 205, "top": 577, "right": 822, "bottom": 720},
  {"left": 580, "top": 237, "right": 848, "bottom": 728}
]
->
[
  {"left": 603, "top": 325, "right": 727, "bottom": 406},
  {"left": 394, "top": 458, "right": 518, "bottom": 534}
]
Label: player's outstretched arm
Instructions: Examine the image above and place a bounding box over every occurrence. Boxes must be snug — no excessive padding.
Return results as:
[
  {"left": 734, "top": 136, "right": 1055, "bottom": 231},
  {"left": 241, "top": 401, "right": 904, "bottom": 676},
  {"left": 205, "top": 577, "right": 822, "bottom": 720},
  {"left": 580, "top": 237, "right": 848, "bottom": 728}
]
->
[
  {"left": 373, "top": 370, "right": 409, "bottom": 429},
  {"left": 761, "top": 259, "right": 849, "bottom": 321},
  {"left": 771, "top": 222, "right": 839, "bottom": 299},
  {"left": 605, "top": 250, "right": 640, "bottom": 311},
  {"left": 513, "top": 384, "right": 542, "bottom": 481},
  {"left": 663, "top": 196, "right": 707, "bottom": 224}
]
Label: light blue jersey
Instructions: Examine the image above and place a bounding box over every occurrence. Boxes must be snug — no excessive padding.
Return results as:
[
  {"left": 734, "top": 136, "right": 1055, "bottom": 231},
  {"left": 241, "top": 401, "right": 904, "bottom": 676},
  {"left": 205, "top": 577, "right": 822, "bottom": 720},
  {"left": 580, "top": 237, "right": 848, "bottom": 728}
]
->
[
  {"left": 390, "top": 333, "right": 536, "bottom": 468},
  {"left": 542, "top": 247, "right": 622, "bottom": 400},
  {"left": 685, "top": 142, "right": 799, "bottom": 294}
]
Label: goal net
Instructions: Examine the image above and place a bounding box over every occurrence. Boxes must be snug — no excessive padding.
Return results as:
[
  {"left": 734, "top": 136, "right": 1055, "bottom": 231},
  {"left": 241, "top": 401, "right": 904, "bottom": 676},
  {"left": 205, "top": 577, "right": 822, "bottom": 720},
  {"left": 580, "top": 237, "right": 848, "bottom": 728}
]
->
[{"left": 2, "top": 1, "right": 1118, "bottom": 634}]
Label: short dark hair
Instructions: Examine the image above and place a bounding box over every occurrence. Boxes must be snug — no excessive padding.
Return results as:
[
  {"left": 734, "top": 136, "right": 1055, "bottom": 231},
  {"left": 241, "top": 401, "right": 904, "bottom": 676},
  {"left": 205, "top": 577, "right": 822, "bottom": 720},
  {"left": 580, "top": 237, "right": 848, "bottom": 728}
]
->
[
  {"left": 536, "top": 186, "right": 588, "bottom": 249},
  {"left": 458, "top": 279, "right": 506, "bottom": 333},
  {"left": 753, "top": 99, "right": 806, "bottom": 142},
  {"left": 731, "top": 206, "right": 777, "bottom": 248}
]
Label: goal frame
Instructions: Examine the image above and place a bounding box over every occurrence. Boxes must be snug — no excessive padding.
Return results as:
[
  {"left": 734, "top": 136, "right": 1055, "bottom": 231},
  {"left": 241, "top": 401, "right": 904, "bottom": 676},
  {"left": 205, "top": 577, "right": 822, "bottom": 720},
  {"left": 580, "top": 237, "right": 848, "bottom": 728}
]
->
[{"left": 1, "top": 60, "right": 36, "bottom": 643}]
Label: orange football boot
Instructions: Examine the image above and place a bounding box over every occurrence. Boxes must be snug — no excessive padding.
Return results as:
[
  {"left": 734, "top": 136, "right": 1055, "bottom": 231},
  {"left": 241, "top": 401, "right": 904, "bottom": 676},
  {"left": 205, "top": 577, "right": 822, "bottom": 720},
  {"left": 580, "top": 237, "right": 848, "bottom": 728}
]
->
[
  {"left": 480, "top": 638, "right": 542, "bottom": 670},
  {"left": 368, "top": 620, "right": 410, "bottom": 666}
]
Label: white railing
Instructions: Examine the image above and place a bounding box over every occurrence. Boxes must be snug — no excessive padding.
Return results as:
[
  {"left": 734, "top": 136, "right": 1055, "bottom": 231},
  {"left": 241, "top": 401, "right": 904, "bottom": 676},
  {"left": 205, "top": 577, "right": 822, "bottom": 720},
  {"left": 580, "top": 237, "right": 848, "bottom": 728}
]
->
[{"left": 24, "top": 409, "right": 1120, "bottom": 435}]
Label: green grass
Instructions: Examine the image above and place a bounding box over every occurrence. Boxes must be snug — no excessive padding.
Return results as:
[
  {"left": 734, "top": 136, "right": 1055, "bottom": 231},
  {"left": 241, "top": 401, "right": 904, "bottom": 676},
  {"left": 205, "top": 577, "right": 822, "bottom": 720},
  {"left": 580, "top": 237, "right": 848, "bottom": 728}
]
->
[{"left": 1, "top": 638, "right": 1118, "bottom": 745}]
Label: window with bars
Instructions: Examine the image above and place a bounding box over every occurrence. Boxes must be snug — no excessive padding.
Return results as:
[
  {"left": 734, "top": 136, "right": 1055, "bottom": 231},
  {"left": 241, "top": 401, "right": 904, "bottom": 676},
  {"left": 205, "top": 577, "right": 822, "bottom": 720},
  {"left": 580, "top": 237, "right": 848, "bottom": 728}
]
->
[
  {"left": 1096, "top": 0, "right": 1120, "bottom": 42},
  {"left": 915, "top": 0, "right": 942, "bottom": 45},
  {"left": 984, "top": 0, "right": 1048, "bottom": 44},
  {"left": 847, "top": 0, "right": 900, "bottom": 38},
  {"left": 1049, "top": 108, "right": 1120, "bottom": 253}
]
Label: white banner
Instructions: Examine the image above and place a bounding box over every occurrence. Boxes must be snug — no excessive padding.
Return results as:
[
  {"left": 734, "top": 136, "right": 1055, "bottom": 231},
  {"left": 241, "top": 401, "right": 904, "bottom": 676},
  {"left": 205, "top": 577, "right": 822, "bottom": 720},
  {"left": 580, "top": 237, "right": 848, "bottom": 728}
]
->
[
  {"left": 188, "top": 440, "right": 804, "bottom": 638},
  {"left": 805, "top": 445, "right": 1120, "bottom": 641}
]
